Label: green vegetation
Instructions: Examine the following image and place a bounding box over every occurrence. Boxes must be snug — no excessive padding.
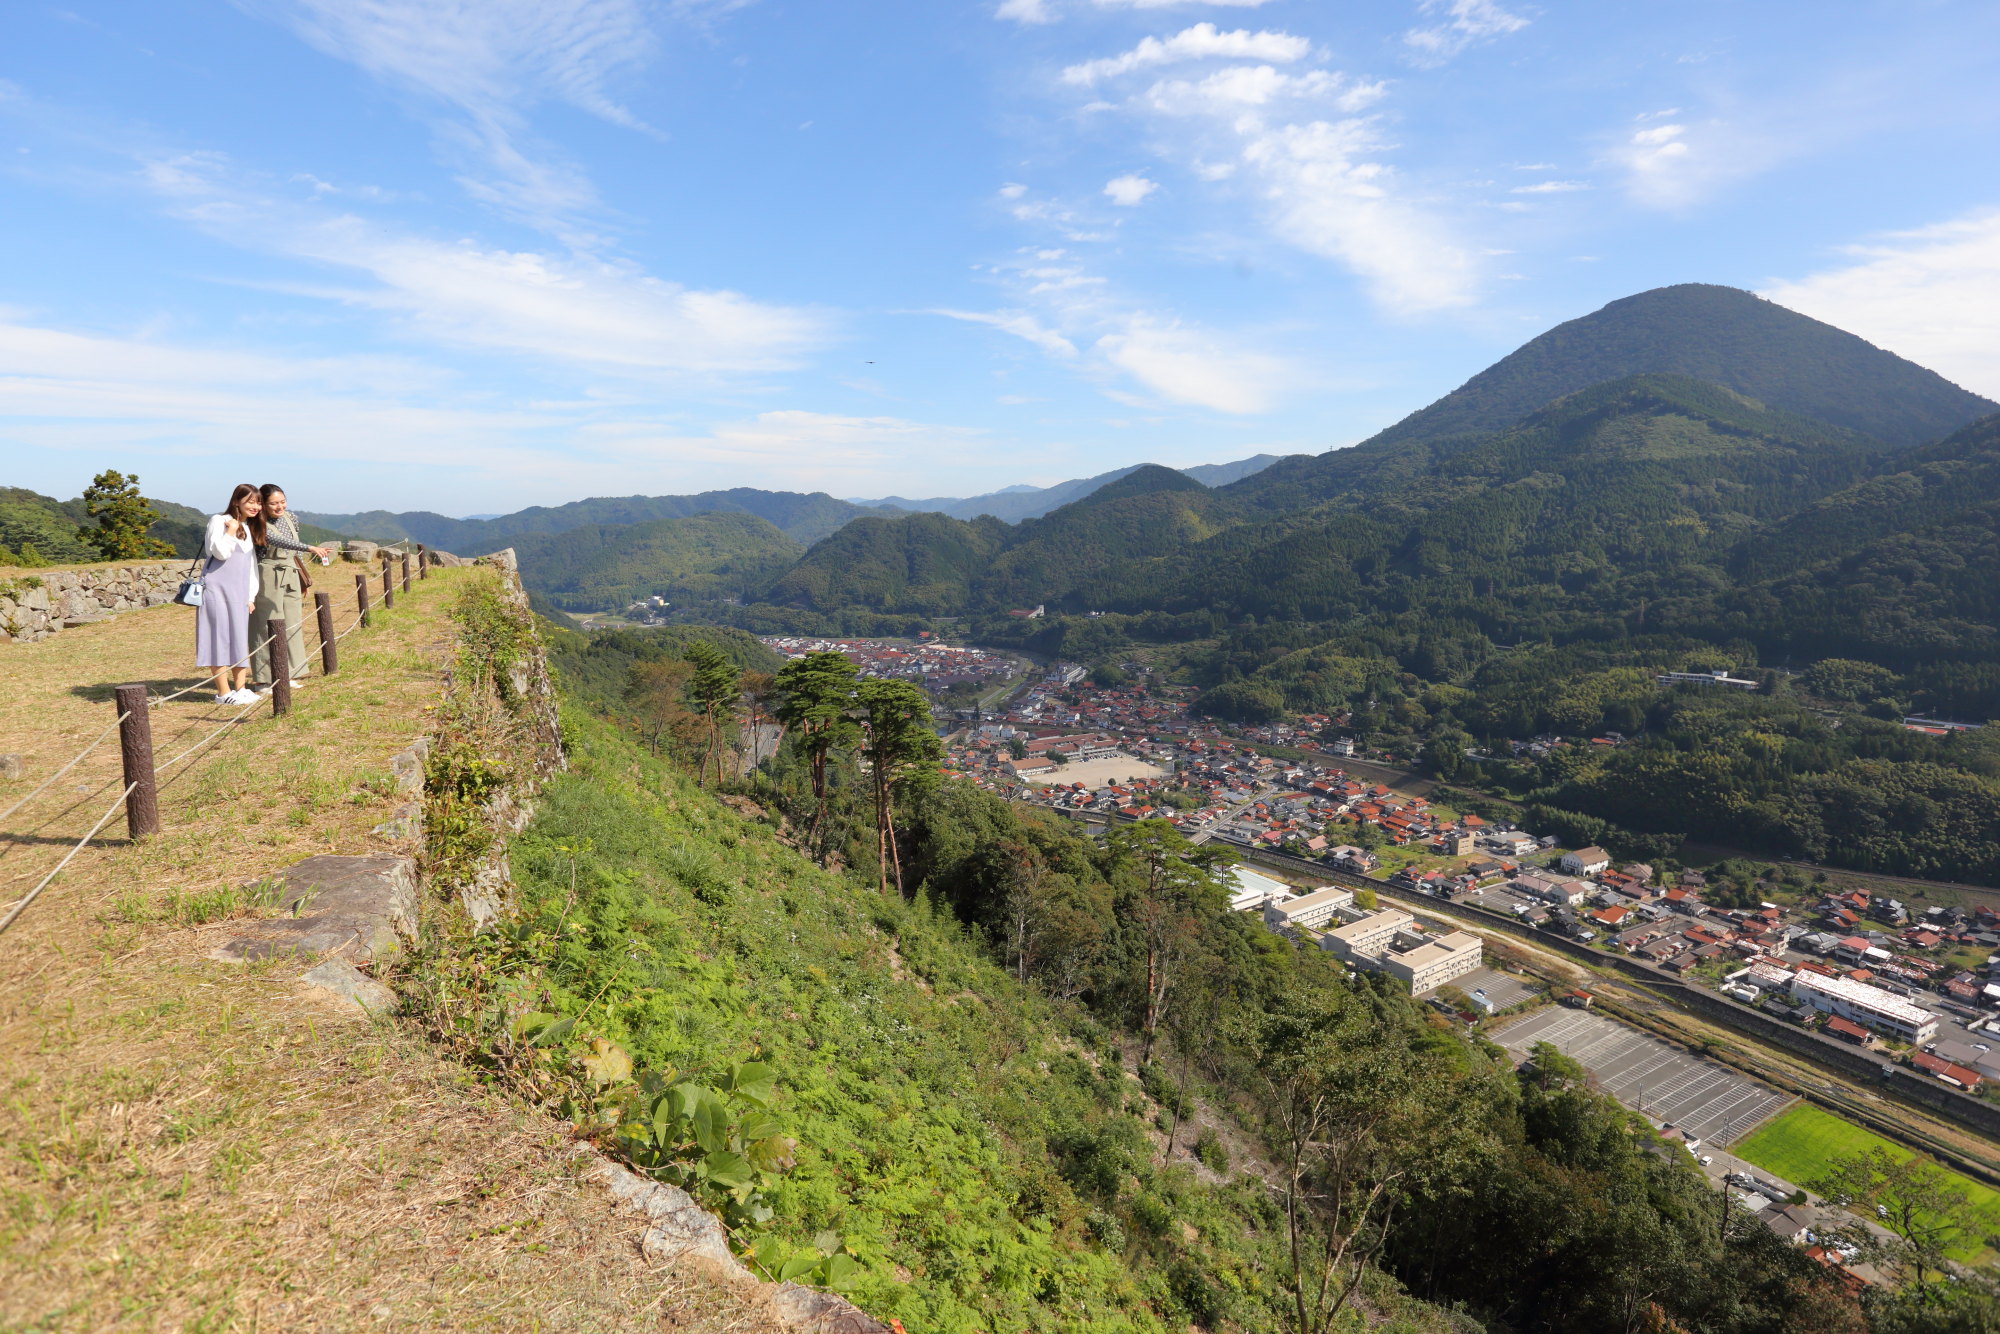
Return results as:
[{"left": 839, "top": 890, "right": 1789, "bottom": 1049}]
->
[
  {"left": 1733, "top": 1105, "right": 2000, "bottom": 1263},
  {"left": 0, "top": 476, "right": 198, "bottom": 565},
  {"left": 510, "top": 511, "right": 804, "bottom": 612}
]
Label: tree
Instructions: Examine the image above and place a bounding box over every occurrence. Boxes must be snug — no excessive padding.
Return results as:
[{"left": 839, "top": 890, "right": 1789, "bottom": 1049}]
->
[
  {"left": 773, "top": 651, "right": 860, "bottom": 858},
  {"left": 684, "top": 640, "right": 741, "bottom": 787},
  {"left": 740, "top": 669, "right": 777, "bottom": 771},
  {"left": 1254, "top": 989, "right": 1476, "bottom": 1334},
  {"left": 1355, "top": 887, "right": 1378, "bottom": 911},
  {"left": 1810, "top": 1148, "right": 1975, "bottom": 1302},
  {"left": 81, "top": 470, "right": 172, "bottom": 560},
  {"left": 1102, "top": 819, "right": 1230, "bottom": 1061},
  {"left": 855, "top": 677, "right": 944, "bottom": 894},
  {"left": 624, "top": 659, "right": 698, "bottom": 758}
]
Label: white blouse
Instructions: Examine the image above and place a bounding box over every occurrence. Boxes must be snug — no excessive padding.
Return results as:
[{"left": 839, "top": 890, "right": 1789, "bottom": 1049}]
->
[{"left": 204, "top": 514, "right": 254, "bottom": 562}]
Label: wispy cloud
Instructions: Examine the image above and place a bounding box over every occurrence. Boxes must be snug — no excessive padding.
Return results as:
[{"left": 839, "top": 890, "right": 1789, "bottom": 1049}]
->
[
  {"left": 1061, "top": 23, "right": 1309, "bottom": 86},
  {"left": 932, "top": 308, "right": 1080, "bottom": 358},
  {"left": 1762, "top": 208, "right": 2000, "bottom": 399},
  {"left": 250, "top": 0, "right": 664, "bottom": 233},
  {"left": 143, "top": 151, "right": 826, "bottom": 376},
  {"left": 1509, "top": 179, "right": 1588, "bottom": 194},
  {"left": 1402, "top": 0, "right": 1529, "bottom": 68},
  {"left": 999, "top": 0, "right": 1275, "bottom": 18}
]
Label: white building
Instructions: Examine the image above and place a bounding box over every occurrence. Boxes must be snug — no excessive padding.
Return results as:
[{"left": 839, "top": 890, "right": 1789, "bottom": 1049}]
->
[
  {"left": 1230, "top": 866, "right": 1289, "bottom": 913},
  {"left": 1379, "top": 930, "right": 1484, "bottom": 995},
  {"left": 1790, "top": 971, "right": 1938, "bottom": 1045},
  {"left": 1318, "top": 908, "right": 1414, "bottom": 963},
  {"left": 1560, "top": 846, "right": 1611, "bottom": 876},
  {"left": 1262, "top": 884, "right": 1356, "bottom": 933}
]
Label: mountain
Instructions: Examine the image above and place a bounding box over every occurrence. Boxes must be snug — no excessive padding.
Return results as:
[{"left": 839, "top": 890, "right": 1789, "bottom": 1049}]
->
[
  {"left": 508, "top": 512, "right": 805, "bottom": 613},
  {"left": 762, "top": 511, "right": 1009, "bottom": 615},
  {"left": 1224, "top": 284, "right": 1997, "bottom": 514},
  {"left": 850, "top": 452, "right": 1282, "bottom": 522},
  {"left": 767, "top": 464, "right": 1243, "bottom": 616},
  {"left": 302, "top": 488, "right": 886, "bottom": 553}
]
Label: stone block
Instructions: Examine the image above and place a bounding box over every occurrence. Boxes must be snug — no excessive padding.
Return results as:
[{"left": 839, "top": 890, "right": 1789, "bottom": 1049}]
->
[
  {"left": 300, "top": 957, "right": 398, "bottom": 1014},
  {"left": 211, "top": 854, "right": 417, "bottom": 964}
]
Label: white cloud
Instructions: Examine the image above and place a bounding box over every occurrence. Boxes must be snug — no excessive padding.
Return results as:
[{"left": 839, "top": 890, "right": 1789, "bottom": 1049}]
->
[
  {"left": 1094, "top": 315, "right": 1289, "bottom": 413},
  {"left": 933, "top": 308, "right": 1081, "bottom": 358},
  {"left": 142, "top": 152, "right": 824, "bottom": 376},
  {"left": 995, "top": 0, "right": 1054, "bottom": 22},
  {"left": 254, "top": 0, "right": 662, "bottom": 231},
  {"left": 1096, "top": 0, "right": 1277, "bottom": 8},
  {"left": 1141, "top": 65, "right": 1385, "bottom": 115},
  {"left": 1509, "top": 179, "right": 1588, "bottom": 194},
  {"left": 1061, "top": 23, "right": 1309, "bottom": 87},
  {"left": 1104, "top": 173, "right": 1158, "bottom": 206},
  {"left": 1402, "top": 0, "right": 1529, "bottom": 67},
  {"left": 1762, "top": 209, "right": 2000, "bottom": 400},
  {"left": 997, "top": 181, "right": 1028, "bottom": 199},
  {"left": 1241, "top": 119, "right": 1477, "bottom": 312}
]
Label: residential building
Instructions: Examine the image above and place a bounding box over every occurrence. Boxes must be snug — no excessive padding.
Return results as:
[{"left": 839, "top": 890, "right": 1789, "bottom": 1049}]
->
[{"left": 1790, "top": 971, "right": 1938, "bottom": 1044}]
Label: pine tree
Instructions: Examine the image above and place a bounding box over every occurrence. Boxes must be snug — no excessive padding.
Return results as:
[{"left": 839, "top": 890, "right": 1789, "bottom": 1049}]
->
[
  {"left": 856, "top": 677, "right": 944, "bottom": 894},
  {"left": 683, "top": 640, "right": 741, "bottom": 786},
  {"left": 81, "top": 471, "right": 172, "bottom": 560},
  {"left": 773, "top": 651, "right": 860, "bottom": 858}
]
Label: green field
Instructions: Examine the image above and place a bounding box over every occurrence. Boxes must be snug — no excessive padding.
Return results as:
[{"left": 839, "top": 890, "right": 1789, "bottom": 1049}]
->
[{"left": 1732, "top": 1104, "right": 2000, "bottom": 1262}]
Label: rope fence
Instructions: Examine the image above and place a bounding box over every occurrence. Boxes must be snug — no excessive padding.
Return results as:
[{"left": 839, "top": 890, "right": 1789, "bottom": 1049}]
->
[{"left": 0, "top": 548, "right": 447, "bottom": 938}]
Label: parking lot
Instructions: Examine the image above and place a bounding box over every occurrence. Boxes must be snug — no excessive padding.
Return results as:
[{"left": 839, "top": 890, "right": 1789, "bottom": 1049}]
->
[
  {"left": 1460, "top": 966, "right": 1539, "bottom": 1011},
  {"left": 1496, "top": 1008, "right": 1793, "bottom": 1146}
]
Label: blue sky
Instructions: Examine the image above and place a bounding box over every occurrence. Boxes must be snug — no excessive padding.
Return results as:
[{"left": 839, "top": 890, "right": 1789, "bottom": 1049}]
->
[{"left": 3, "top": 0, "right": 1997, "bottom": 516}]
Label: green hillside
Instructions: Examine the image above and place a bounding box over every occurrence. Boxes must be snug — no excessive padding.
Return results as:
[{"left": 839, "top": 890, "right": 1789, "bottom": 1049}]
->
[
  {"left": 1225, "top": 283, "right": 1996, "bottom": 514},
  {"left": 455, "top": 610, "right": 1868, "bottom": 1332},
  {"left": 305, "top": 487, "right": 883, "bottom": 553},
  {"left": 509, "top": 511, "right": 805, "bottom": 612},
  {"left": 763, "top": 511, "right": 1010, "bottom": 615}
]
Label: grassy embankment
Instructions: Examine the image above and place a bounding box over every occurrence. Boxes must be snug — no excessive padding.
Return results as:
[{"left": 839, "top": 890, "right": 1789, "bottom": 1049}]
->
[
  {"left": 0, "top": 568, "right": 788, "bottom": 1332},
  {"left": 1733, "top": 1104, "right": 2000, "bottom": 1263},
  {"left": 489, "top": 701, "right": 1482, "bottom": 1333}
]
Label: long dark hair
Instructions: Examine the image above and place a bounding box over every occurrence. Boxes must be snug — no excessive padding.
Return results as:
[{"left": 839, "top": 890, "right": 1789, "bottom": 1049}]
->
[{"left": 226, "top": 483, "right": 266, "bottom": 545}]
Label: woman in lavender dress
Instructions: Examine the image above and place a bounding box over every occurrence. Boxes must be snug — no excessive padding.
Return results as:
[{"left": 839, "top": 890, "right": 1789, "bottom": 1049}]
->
[{"left": 195, "top": 483, "right": 263, "bottom": 704}]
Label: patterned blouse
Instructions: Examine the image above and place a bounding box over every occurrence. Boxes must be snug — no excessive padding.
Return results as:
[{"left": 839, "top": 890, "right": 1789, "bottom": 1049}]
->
[{"left": 257, "top": 511, "right": 315, "bottom": 560}]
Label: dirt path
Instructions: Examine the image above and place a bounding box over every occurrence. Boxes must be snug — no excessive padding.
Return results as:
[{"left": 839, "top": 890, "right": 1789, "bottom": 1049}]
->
[{"left": 0, "top": 570, "right": 788, "bottom": 1332}]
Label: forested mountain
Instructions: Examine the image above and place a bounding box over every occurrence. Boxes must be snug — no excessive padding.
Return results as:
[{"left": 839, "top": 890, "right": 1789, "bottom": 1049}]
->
[
  {"left": 849, "top": 452, "right": 1280, "bottom": 522},
  {"left": 303, "top": 487, "right": 886, "bottom": 552},
  {"left": 0, "top": 484, "right": 345, "bottom": 563},
  {"left": 508, "top": 512, "right": 805, "bottom": 612},
  {"left": 1224, "top": 284, "right": 1997, "bottom": 514},
  {"left": 767, "top": 464, "right": 1241, "bottom": 615}
]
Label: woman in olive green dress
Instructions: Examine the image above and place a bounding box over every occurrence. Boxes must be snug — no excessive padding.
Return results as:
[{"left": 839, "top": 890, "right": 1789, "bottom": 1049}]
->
[{"left": 249, "top": 484, "right": 332, "bottom": 691}]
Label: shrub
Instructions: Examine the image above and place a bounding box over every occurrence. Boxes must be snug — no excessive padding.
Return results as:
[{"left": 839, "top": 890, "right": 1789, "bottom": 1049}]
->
[{"left": 1193, "top": 1126, "right": 1228, "bottom": 1173}]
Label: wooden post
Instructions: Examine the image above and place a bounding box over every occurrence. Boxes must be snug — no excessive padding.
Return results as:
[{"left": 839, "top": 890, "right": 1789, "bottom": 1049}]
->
[
  {"left": 401, "top": 551, "right": 411, "bottom": 594},
  {"left": 113, "top": 684, "right": 159, "bottom": 839},
  {"left": 315, "top": 591, "right": 338, "bottom": 676},
  {"left": 356, "top": 572, "right": 371, "bottom": 628},
  {"left": 381, "top": 560, "right": 394, "bottom": 610},
  {"left": 269, "top": 620, "right": 292, "bottom": 716},
  {"left": 417, "top": 543, "right": 428, "bottom": 579}
]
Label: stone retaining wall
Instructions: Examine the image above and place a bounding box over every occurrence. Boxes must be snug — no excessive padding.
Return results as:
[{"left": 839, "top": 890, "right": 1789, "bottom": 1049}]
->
[{"left": 0, "top": 562, "right": 185, "bottom": 644}]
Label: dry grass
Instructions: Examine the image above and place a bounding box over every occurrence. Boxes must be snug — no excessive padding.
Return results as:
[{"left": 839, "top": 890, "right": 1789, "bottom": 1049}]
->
[{"left": 0, "top": 570, "right": 788, "bottom": 1332}]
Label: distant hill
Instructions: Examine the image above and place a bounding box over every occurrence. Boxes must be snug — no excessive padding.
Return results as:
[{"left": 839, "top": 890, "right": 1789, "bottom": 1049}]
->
[
  {"left": 302, "top": 488, "right": 886, "bottom": 553},
  {"left": 851, "top": 452, "right": 1281, "bottom": 522},
  {"left": 1224, "top": 284, "right": 1997, "bottom": 513},
  {"left": 508, "top": 512, "right": 805, "bottom": 613},
  {"left": 0, "top": 484, "right": 341, "bottom": 563},
  {"left": 762, "top": 512, "right": 1010, "bottom": 616}
]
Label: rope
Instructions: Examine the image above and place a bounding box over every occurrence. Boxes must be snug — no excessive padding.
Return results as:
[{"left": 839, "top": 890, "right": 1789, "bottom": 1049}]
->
[
  {"left": 0, "top": 781, "right": 138, "bottom": 936},
  {"left": 154, "top": 691, "right": 269, "bottom": 776},
  {"left": 151, "top": 631, "right": 278, "bottom": 705},
  {"left": 0, "top": 712, "right": 129, "bottom": 827}
]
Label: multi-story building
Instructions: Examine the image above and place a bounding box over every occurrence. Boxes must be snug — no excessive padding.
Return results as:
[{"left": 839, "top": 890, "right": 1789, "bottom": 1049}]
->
[
  {"left": 1378, "top": 930, "right": 1484, "bottom": 995},
  {"left": 1262, "top": 884, "right": 1356, "bottom": 933},
  {"left": 1318, "top": 908, "right": 1414, "bottom": 963},
  {"left": 1790, "top": 971, "right": 1938, "bottom": 1044}
]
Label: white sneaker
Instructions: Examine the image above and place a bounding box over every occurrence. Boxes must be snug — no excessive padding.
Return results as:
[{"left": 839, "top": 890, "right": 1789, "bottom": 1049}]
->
[
  {"left": 224, "top": 689, "right": 260, "bottom": 706},
  {"left": 289, "top": 679, "right": 307, "bottom": 688}
]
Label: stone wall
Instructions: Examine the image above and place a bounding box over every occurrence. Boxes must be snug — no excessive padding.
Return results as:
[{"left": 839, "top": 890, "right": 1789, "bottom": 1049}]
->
[{"left": 0, "top": 562, "right": 185, "bottom": 644}]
